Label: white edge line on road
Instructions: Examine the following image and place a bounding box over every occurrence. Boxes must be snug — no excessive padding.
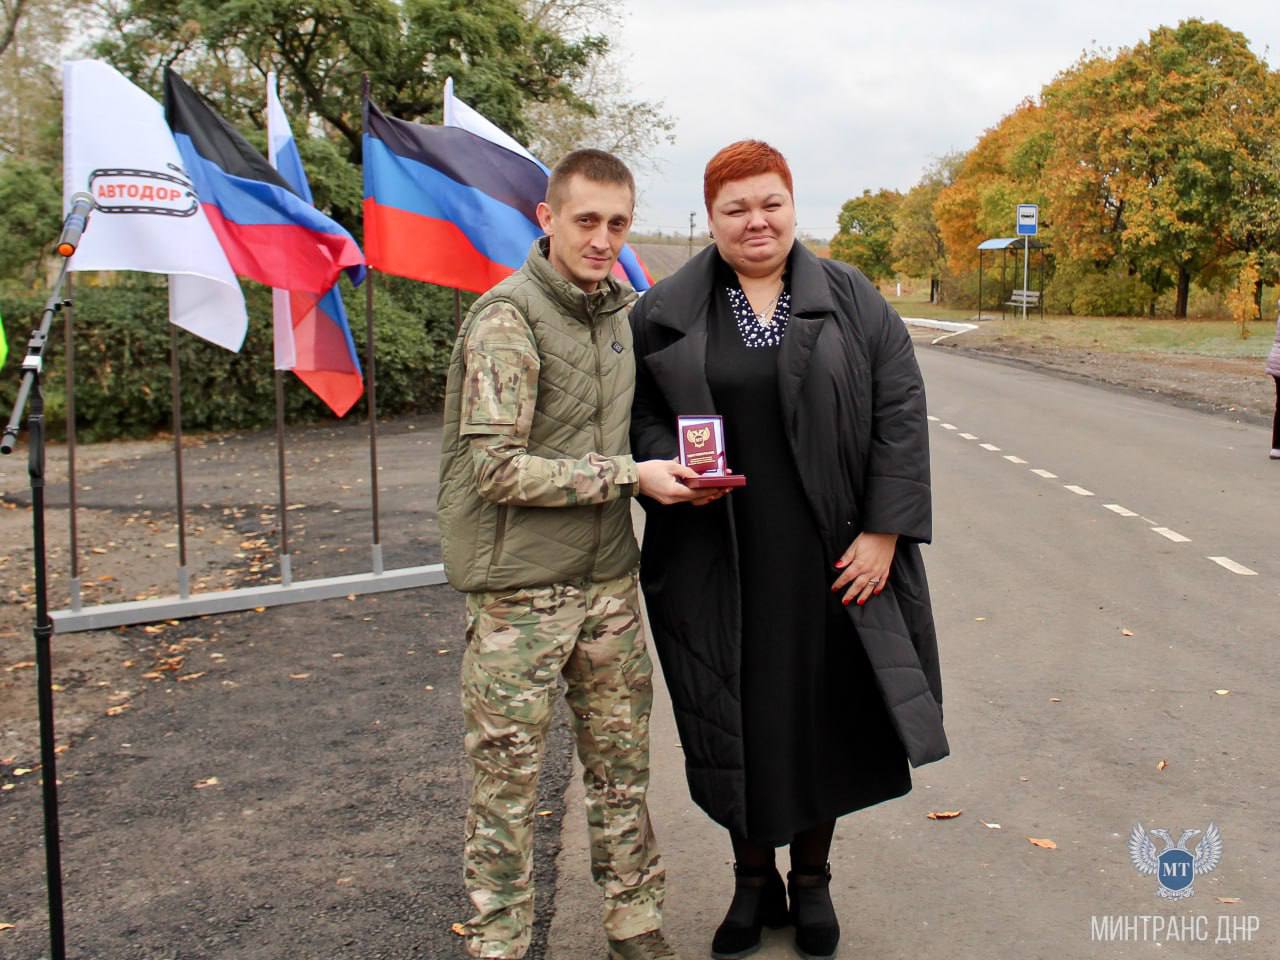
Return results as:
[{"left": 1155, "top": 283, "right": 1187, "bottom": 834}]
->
[
  {"left": 979, "top": 443, "right": 1001, "bottom": 451},
  {"left": 1207, "top": 556, "right": 1257, "bottom": 576},
  {"left": 1003, "top": 455, "right": 1028, "bottom": 464},
  {"left": 1064, "top": 485, "right": 1094, "bottom": 496},
  {"left": 1151, "top": 527, "right": 1191, "bottom": 543},
  {"left": 902, "top": 317, "right": 979, "bottom": 345},
  {"left": 1031, "top": 469, "right": 1058, "bottom": 478},
  {"left": 1103, "top": 504, "right": 1139, "bottom": 517},
  {"left": 941, "top": 423, "right": 957, "bottom": 430},
  {"left": 959, "top": 433, "right": 978, "bottom": 440}
]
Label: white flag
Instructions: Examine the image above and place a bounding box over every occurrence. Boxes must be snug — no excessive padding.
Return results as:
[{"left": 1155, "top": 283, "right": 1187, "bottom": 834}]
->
[
  {"left": 442, "top": 76, "right": 547, "bottom": 171},
  {"left": 62, "top": 59, "right": 248, "bottom": 352}
]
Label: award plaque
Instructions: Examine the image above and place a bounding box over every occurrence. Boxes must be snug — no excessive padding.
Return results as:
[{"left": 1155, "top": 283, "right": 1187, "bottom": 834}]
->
[{"left": 676, "top": 414, "right": 746, "bottom": 489}]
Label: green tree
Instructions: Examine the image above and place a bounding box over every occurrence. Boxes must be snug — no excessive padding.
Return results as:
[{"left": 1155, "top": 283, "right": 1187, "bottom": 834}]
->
[
  {"left": 1042, "top": 19, "right": 1280, "bottom": 317},
  {"left": 891, "top": 154, "right": 961, "bottom": 303},
  {"left": 93, "top": 0, "right": 669, "bottom": 166},
  {"left": 829, "top": 188, "right": 902, "bottom": 283}
]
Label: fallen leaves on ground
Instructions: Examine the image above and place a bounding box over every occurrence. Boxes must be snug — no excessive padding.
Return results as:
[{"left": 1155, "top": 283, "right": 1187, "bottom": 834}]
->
[
  {"left": 289, "top": 673, "right": 311, "bottom": 680},
  {"left": 1027, "top": 837, "right": 1057, "bottom": 849},
  {"left": 105, "top": 704, "right": 131, "bottom": 717},
  {"left": 927, "top": 810, "right": 963, "bottom": 820},
  {"left": 1156, "top": 759, "right": 1169, "bottom": 771},
  {"left": 1121, "top": 629, "right": 1134, "bottom": 637},
  {"left": 1215, "top": 689, "right": 1230, "bottom": 696},
  {"left": 194, "top": 777, "right": 219, "bottom": 789},
  {"left": 0, "top": 922, "right": 15, "bottom": 931},
  {"left": 536, "top": 810, "right": 553, "bottom": 817},
  {"left": 5, "top": 661, "right": 34, "bottom": 672},
  {"left": 980, "top": 820, "right": 1002, "bottom": 829},
  {"left": 450, "top": 923, "right": 466, "bottom": 936},
  {"left": 12, "top": 767, "right": 36, "bottom": 776},
  {"left": 176, "top": 672, "right": 206, "bottom": 682}
]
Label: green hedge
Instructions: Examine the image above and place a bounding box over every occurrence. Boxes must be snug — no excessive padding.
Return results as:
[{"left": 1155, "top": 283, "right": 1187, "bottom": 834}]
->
[{"left": 1, "top": 273, "right": 469, "bottom": 442}]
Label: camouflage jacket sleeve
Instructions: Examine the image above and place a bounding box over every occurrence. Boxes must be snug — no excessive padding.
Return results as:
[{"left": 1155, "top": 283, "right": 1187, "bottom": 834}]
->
[{"left": 459, "top": 301, "right": 639, "bottom": 507}]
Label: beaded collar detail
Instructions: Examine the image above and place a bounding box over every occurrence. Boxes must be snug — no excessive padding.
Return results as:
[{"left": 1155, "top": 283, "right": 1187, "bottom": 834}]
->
[{"left": 725, "top": 284, "right": 792, "bottom": 348}]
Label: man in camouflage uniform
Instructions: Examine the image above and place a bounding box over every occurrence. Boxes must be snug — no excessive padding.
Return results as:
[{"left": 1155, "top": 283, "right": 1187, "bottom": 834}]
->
[{"left": 438, "top": 150, "right": 715, "bottom": 960}]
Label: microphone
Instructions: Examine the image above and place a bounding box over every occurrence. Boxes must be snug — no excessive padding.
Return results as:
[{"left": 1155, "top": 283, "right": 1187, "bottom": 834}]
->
[{"left": 55, "top": 192, "right": 96, "bottom": 257}]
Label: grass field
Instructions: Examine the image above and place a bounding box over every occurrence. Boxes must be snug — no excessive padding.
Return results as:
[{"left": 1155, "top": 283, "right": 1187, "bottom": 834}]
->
[{"left": 888, "top": 295, "right": 1274, "bottom": 359}]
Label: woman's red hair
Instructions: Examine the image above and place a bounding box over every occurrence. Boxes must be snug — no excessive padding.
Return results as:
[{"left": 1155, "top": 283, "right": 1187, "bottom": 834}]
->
[{"left": 703, "top": 140, "right": 794, "bottom": 212}]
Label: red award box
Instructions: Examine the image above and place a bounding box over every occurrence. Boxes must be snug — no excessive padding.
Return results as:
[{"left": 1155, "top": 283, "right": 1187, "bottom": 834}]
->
[{"left": 676, "top": 414, "right": 746, "bottom": 489}]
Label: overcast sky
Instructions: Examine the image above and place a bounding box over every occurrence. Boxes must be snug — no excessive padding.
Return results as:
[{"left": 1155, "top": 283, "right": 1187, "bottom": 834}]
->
[{"left": 612, "top": 1, "right": 1279, "bottom": 239}]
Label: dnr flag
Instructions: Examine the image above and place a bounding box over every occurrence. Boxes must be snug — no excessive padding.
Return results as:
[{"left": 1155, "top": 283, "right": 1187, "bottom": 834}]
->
[
  {"left": 164, "top": 69, "right": 364, "bottom": 295},
  {"left": 363, "top": 89, "right": 652, "bottom": 294}
]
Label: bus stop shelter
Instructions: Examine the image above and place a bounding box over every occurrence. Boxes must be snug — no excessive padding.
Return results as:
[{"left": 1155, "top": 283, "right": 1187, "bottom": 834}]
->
[{"left": 977, "top": 237, "right": 1049, "bottom": 319}]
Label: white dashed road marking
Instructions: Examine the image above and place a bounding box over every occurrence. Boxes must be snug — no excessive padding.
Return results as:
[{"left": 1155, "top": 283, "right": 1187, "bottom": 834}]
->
[
  {"left": 928, "top": 415, "right": 939, "bottom": 422},
  {"left": 1208, "top": 556, "right": 1257, "bottom": 576},
  {"left": 934, "top": 416, "right": 1260, "bottom": 577},
  {"left": 1103, "top": 504, "right": 1139, "bottom": 517}
]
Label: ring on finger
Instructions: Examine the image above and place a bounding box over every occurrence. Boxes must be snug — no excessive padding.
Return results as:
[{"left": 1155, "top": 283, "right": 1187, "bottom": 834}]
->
[{"left": 868, "top": 577, "right": 880, "bottom": 586}]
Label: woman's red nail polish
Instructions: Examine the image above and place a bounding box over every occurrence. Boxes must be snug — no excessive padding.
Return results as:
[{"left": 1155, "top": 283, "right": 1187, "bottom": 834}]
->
[
  {"left": 842, "top": 597, "right": 851, "bottom": 606},
  {"left": 834, "top": 560, "right": 847, "bottom": 569}
]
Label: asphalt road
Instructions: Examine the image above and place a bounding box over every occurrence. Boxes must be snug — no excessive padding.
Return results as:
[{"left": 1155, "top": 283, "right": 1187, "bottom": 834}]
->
[
  {"left": 3, "top": 347, "right": 1276, "bottom": 959},
  {"left": 551, "top": 347, "right": 1278, "bottom": 959}
]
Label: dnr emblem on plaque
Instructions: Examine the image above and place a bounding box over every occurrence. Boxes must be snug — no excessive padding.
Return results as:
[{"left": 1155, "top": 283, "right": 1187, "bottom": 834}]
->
[
  {"left": 685, "top": 425, "right": 712, "bottom": 449},
  {"left": 1128, "top": 823, "right": 1221, "bottom": 900}
]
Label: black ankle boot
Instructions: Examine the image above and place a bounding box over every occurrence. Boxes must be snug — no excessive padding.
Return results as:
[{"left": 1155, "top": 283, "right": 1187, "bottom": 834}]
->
[
  {"left": 710, "top": 863, "right": 789, "bottom": 959},
  {"left": 787, "top": 865, "right": 839, "bottom": 959}
]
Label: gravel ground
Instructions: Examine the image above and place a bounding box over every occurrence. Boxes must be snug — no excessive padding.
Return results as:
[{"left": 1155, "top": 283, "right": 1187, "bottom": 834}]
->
[{"left": 1, "top": 414, "right": 571, "bottom": 960}]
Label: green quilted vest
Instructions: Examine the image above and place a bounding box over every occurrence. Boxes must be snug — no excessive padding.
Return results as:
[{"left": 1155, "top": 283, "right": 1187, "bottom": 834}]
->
[{"left": 437, "top": 240, "right": 640, "bottom": 591}]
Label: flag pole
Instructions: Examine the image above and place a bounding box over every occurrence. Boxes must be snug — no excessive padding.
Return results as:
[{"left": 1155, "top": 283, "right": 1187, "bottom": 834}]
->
[
  {"left": 64, "top": 274, "right": 81, "bottom": 612},
  {"left": 363, "top": 74, "right": 383, "bottom": 575},
  {"left": 167, "top": 310, "right": 190, "bottom": 598},
  {"left": 273, "top": 370, "right": 292, "bottom": 585}
]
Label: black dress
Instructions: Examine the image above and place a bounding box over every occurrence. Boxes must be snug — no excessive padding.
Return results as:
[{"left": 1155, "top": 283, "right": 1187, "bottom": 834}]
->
[{"left": 706, "top": 261, "right": 910, "bottom": 845}]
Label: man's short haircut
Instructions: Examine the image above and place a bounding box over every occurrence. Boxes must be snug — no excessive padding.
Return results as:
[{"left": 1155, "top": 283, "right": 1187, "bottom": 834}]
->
[
  {"left": 703, "top": 140, "right": 794, "bottom": 212},
  {"left": 546, "top": 149, "right": 636, "bottom": 210}
]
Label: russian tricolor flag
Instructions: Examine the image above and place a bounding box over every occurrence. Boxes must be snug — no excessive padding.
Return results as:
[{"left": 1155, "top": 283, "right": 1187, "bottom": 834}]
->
[
  {"left": 266, "top": 74, "right": 364, "bottom": 417},
  {"left": 363, "top": 83, "right": 652, "bottom": 295},
  {"left": 164, "top": 69, "right": 365, "bottom": 297}
]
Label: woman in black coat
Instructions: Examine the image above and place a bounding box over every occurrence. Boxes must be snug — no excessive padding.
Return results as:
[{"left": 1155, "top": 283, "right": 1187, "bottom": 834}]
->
[{"left": 630, "top": 140, "right": 948, "bottom": 960}]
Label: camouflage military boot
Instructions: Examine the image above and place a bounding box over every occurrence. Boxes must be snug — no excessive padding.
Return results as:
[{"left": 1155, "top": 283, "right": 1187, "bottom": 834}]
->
[{"left": 606, "top": 929, "right": 680, "bottom": 960}]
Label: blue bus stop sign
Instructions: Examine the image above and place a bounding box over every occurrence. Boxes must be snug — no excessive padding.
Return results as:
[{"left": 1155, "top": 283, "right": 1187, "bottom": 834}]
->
[{"left": 1016, "top": 204, "right": 1038, "bottom": 236}]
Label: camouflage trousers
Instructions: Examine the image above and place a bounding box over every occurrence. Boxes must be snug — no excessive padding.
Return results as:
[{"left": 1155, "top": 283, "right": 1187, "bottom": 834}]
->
[{"left": 461, "top": 569, "right": 664, "bottom": 959}]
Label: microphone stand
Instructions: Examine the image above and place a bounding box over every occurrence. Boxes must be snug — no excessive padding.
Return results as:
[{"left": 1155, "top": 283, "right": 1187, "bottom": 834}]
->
[{"left": 2, "top": 253, "right": 75, "bottom": 960}]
